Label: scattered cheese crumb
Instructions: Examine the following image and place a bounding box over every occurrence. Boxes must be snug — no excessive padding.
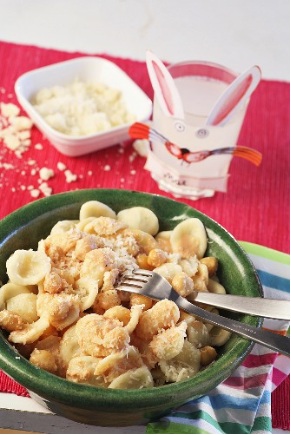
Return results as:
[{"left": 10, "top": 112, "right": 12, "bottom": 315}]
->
[
  {"left": 27, "top": 159, "right": 36, "bottom": 166},
  {"left": 3, "top": 134, "right": 20, "bottom": 150},
  {"left": 34, "top": 143, "right": 43, "bottom": 150},
  {"left": 57, "top": 162, "right": 66, "bottom": 171},
  {"left": 0, "top": 102, "right": 20, "bottom": 118},
  {"left": 129, "top": 152, "right": 137, "bottom": 163},
  {"left": 21, "top": 139, "right": 31, "bottom": 147},
  {"left": 30, "top": 189, "right": 40, "bottom": 198},
  {"left": 0, "top": 101, "right": 34, "bottom": 156},
  {"left": 10, "top": 116, "right": 33, "bottom": 131},
  {"left": 0, "top": 162, "right": 14, "bottom": 170},
  {"left": 17, "top": 130, "right": 31, "bottom": 141},
  {"left": 39, "top": 182, "right": 52, "bottom": 197},
  {"left": 64, "top": 169, "right": 77, "bottom": 183},
  {"left": 39, "top": 167, "right": 54, "bottom": 181}
]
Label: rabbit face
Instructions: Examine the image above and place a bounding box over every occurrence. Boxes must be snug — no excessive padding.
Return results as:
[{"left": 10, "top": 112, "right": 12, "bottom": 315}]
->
[{"left": 151, "top": 98, "right": 246, "bottom": 178}]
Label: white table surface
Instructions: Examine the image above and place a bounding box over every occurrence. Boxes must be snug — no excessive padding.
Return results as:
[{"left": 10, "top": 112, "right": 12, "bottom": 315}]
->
[
  {"left": 0, "top": 0, "right": 289, "bottom": 433},
  {"left": 0, "top": 0, "right": 289, "bottom": 82}
]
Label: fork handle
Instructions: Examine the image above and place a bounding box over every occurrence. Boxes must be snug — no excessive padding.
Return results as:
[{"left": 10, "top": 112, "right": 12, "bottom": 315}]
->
[
  {"left": 188, "top": 292, "right": 290, "bottom": 320},
  {"left": 175, "top": 295, "right": 290, "bottom": 356}
]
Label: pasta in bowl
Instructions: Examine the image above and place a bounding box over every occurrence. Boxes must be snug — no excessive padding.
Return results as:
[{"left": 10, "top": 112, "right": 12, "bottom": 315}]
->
[{"left": 0, "top": 189, "right": 262, "bottom": 426}]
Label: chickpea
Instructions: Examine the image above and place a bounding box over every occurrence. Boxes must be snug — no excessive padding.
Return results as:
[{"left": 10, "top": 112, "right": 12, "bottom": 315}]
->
[
  {"left": 200, "top": 257, "right": 218, "bottom": 276},
  {"left": 200, "top": 345, "right": 217, "bottom": 366},
  {"left": 95, "top": 289, "right": 121, "bottom": 311},
  {"left": 104, "top": 306, "right": 131, "bottom": 325},
  {"left": 147, "top": 248, "right": 168, "bottom": 268},
  {"left": 135, "top": 300, "right": 180, "bottom": 341},
  {"left": 30, "top": 349, "right": 58, "bottom": 374},
  {"left": 136, "top": 253, "right": 151, "bottom": 270},
  {"left": 130, "top": 293, "right": 153, "bottom": 311},
  {"left": 192, "top": 263, "right": 209, "bottom": 291},
  {"left": 172, "top": 272, "right": 194, "bottom": 297},
  {"left": 127, "top": 229, "right": 158, "bottom": 254}
]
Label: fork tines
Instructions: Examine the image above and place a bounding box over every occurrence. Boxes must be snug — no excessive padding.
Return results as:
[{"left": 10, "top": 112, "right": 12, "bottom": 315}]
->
[
  {"left": 133, "top": 269, "right": 153, "bottom": 277},
  {"left": 117, "top": 269, "right": 153, "bottom": 292}
]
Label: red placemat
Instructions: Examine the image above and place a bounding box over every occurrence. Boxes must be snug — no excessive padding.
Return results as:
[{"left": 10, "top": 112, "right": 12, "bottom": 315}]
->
[
  {"left": 0, "top": 40, "right": 289, "bottom": 430},
  {"left": 0, "top": 41, "right": 289, "bottom": 254},
  {"left": 272, "top": 374, "right": 290, "bottom": 431}
]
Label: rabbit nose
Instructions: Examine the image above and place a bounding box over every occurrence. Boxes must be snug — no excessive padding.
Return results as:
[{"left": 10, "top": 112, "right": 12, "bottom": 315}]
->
[{"left": 180, "top": 148, "right": 190, "bottom": 155}]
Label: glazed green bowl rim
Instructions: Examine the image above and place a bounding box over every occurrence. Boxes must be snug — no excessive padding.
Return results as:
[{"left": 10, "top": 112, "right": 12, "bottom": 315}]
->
[{"left": 0, "top": 188, "right": 263, "bottom": 411}]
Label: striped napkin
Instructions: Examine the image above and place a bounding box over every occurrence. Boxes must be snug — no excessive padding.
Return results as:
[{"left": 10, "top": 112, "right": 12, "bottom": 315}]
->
[{"left": 147, "top": 242, "right": 290, "bottom": 434}]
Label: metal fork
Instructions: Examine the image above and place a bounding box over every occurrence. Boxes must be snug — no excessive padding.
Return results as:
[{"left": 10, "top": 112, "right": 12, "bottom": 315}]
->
[{"left": 116, "top": 269, "right": 290, "bottom": 357}]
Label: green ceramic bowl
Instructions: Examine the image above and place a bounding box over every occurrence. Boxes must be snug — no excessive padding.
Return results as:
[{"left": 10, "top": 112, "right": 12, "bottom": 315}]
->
[{"left": 0, "top": 189, "right": 262, "bottom": 426}]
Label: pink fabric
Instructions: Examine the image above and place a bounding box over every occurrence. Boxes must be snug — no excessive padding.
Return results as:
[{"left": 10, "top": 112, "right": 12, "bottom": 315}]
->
[{"left": 0, "top": 41, "right": 289, "bottom": 429}]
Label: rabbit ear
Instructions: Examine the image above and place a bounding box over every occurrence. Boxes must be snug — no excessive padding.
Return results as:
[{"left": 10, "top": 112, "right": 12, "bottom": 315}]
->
[
  {"left": 206, "top": 65, "right": 261, "bottom": 126},
  {"left": 146, "top": 50, "right": 184, "bottom": 119}
]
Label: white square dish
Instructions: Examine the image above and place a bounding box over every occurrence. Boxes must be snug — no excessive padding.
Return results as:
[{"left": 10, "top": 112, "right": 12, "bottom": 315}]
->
[{"left": 15, "top": 57, "right": 152, "bottom": 157}]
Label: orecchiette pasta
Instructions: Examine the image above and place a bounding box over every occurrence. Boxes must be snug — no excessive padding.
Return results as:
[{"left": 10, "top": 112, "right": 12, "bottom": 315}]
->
[
  {"left": 6, "top": 250, "right": 51, "bottom": 286},
  {"left": 6, "top": 293, "right": 38, "bottom": 323},
  {"left": 0, "top": 282, "right": 33, "bottom": 310},
  {"left": 170, "top": 218, "right": 207, "bottom": 259},
  {"left": 50, "top": 220, "right": 79, "bottom": 235},
  {"left": 79, "top": 200, "right": 116, "bottom": 221},
  {"left": 117, "top": 207, "right": 159, "bottom": 235},
  {"left": 66, "top": 356, "right": 105, "bottom": 387},
  {"left": 108, "top": 366, "right": 154, "bottom": 389},
  {"left": 159, "top": 340, "right": 201, "bottom": 383},
  {"left": 8, "top": 315, "right": 50, "bottom": 344},
  {"left": 0, "top": 200, "right": 231, "bottom": 389}
]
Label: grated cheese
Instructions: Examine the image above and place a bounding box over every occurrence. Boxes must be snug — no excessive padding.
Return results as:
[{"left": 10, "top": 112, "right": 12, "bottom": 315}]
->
[
  {"left": 0, "top": 102, "right": 34, "bottom": 157},
  {"left": 57, "top": 162, "right": 66, "bottom": 171},
  {"left": 38, "top": 182, "right": 53, "bottom": 197},
  {"left": 31, "top": 80, "right": 136, "bottom": 137},
  {"left": 64, "top": 169, "right": 78, "bottom": 183},
  {"left": 39, "top": 167, "right": 54, "bottom": 181},
  {"left": 30, "top": 189, "right": 40, "bottom": 198}
]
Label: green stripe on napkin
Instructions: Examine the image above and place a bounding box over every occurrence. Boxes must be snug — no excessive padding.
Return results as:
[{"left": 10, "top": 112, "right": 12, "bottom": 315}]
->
[{"left": 239, "top": 242, "right": 290, "bottom": 265}]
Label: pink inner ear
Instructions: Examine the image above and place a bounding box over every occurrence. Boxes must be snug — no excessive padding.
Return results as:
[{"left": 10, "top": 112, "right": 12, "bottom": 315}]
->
[
  {"left": 153, "top": 60, "right": 175, "bottom": 116},
  {"left": 211, "top": 74, "right": 253, "bottom": 125}
]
